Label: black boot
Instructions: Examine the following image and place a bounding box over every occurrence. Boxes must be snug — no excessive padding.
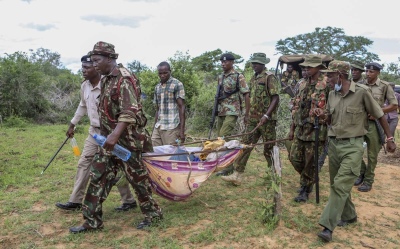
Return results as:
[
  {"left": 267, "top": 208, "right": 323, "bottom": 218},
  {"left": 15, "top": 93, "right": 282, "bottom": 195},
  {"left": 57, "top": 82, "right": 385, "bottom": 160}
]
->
[
  {"left": 215, "top": 164, "right": 234, "bottom": 176},
  {"left": 354, "top": 174, "right": 364, "bottom": 186},
  {"left": 294, "top": 186, "right": 309, "bottom": 202}
]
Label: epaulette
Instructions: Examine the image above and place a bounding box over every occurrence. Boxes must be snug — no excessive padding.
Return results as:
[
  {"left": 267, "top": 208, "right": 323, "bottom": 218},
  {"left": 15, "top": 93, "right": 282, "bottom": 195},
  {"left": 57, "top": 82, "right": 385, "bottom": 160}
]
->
[
  {"left": 119, "top": 67, "right": 132, "bottom": 78},
  {"left": 355, "top": 83, "right": 370, "bottom": 90},
  {"left": 380, "top": 79, "right": 390, "bottom": 86},
  {"left": 264, "top": 71, "right": 273, "bottom": 76}
]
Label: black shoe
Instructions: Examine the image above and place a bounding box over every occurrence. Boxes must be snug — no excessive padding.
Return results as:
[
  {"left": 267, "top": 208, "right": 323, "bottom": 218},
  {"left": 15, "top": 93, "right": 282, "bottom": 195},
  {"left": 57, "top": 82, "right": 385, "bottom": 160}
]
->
[
  {"left": 317, "top": 228, "right": 332, "bottom": 242},
  {"left": 215, "top": 167, "right": 233, "bottom": 176},
  {"left": 115, "top": 202, "right": 138, "bottom": 211},
  {"left": 294, "top": 186, "right": 309, "bottom": 202},
  {"left": 69, "top": 225, "right": 102, "bottom": 234},
  {"left": 55, "top": 202, "right": 82, "bottom": 211},
  {"left": 358, "top": 183, "right": 372, "bottom": 192},
  {"left": 136, "top": 216, "right": 163, "bottom": 230},
  {"left": 354, "top": 174, "right": 364, "bottom": 186},
  {"left": 337, "top": 216, "right": 357, "bottom": 227}
]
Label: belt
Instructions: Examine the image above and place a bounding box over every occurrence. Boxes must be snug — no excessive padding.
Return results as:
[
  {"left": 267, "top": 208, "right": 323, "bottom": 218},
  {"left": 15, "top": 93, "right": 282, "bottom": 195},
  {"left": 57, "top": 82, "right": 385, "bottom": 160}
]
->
[{"left": 329, "top": 136, "right": 362, "bottom": 141}]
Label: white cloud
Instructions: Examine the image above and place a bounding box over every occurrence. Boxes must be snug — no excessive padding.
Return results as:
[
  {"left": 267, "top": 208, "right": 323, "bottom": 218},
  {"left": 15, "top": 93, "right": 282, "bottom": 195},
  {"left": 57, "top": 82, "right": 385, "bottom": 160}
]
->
[{"left": 0, "top": 0, "right": 398, "bottom": 73}]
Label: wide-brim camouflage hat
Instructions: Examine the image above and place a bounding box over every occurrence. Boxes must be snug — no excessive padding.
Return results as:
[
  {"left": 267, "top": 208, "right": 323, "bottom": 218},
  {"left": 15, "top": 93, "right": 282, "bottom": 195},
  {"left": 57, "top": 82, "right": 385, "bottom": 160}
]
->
[
  {"left": 299, "top": 54, "right": 326, "bottom": 68},
  {"left": 320, "top": 60, "right": 350, "bottom": 74},
  {"left": 89, "top": 41, "right": 119, "bottom": 59},
  {"left": 350, "top": 61, "right": 365, "bottom": 71},
  {"left": 249, "top": 52, "right": 270, "bottom": 65}
]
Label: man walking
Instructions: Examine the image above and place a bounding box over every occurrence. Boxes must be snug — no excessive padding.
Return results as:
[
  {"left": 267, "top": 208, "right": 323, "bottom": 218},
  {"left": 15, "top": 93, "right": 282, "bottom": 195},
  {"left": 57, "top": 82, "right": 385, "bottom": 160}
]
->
[
  {"left": 69, "top": 42, "right": 162, "bottom": 233},
  {"left": 314, "top": 60, "right": 396, "bottom": 242},
  {"left": 152, "top": 61, "right": 186, "bottom": 146},
  {"left": 355, "top": 62, "right": 398, "bottom": 191},
  {"left": 56, "top": 55, "right": 137, "bottom": 212},
  {"left": 221, "top": 53, "right": 279, "bottom": 185},
  {"left": 289, "top": 55, "right": 329, "bottom": 202},
  {"left": 214, "top": 52, "right": 250, "bottom": 176}
]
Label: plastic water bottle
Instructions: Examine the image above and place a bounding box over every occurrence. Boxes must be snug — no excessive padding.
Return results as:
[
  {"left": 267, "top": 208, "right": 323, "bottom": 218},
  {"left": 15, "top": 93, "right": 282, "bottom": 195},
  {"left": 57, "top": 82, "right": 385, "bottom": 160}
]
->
[
  {"left": 92, "top": 134, "right": 131, "bottom": 161},
  {"left": 70, "top": 137, "right": 81, "bottom": 156}
]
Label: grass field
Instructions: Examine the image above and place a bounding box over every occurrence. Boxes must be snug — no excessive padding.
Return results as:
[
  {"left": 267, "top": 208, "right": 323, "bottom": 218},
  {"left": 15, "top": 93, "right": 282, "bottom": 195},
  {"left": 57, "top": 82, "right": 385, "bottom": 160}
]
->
[{"left": 0, "top": 124, "right": 399, "bottom": 249}]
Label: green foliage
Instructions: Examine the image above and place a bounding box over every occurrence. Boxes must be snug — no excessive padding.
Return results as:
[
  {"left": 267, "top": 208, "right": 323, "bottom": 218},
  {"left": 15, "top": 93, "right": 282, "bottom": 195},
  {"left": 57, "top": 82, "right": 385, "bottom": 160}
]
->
[
  {"left": 137, "top": 69, "right": 159, "bottom": 118},
  {"left": 168, "top": 51, "right": 201, "bottom": 109},
  {"left": 127, "top": 60, "right": 149, "bottom": 74},
  {"left": 3, "top": 115, "right": 29, "bottom": 128},
  {"left": 275, "top": 26, "right": 380, "bottom": 62}
]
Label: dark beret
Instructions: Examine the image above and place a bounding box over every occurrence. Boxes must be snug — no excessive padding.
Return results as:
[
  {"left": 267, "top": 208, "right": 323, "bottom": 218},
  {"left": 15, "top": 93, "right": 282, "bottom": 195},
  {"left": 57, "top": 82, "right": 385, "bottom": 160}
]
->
[
  {"left": 365, "top": 62, "right": 383, "bottom": 71},
  {"left": 220, "top": 53, "right": 235, "bottom": 61},
  {"left": 81, "top": 54, "right": 92, "bottom": 63}
]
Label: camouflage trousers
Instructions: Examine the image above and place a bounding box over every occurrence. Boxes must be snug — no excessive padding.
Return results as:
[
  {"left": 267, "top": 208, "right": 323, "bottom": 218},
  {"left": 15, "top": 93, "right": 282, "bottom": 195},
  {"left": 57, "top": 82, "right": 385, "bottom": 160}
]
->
[
  {"left": 82, "top": 151, "right": 161, "bottom": 229},
  {"left": 235, "top": 120, "right": 276, "bottom": 173},
  {"left": 289, "top": 138, "right": 325, "bottom": 187}
]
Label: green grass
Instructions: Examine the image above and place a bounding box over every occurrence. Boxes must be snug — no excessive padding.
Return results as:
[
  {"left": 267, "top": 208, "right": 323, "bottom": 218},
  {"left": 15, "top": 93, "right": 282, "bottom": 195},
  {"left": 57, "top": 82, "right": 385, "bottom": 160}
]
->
[{"left": 0, "top": 124, "right": 399, "bottom": 248}]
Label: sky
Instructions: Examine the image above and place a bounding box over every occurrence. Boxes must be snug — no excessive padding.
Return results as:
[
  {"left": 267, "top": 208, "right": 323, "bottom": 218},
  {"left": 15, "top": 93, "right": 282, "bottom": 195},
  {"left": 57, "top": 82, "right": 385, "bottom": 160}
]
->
[{"left": 0, "top": 0, "right": 399, "bottom": 73}]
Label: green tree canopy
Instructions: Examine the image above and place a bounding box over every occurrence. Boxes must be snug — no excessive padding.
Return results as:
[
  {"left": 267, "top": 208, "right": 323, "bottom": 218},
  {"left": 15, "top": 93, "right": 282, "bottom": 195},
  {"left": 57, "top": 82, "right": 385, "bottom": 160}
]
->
[{"left": 275, "top": 26, "right": 380, "bottom": 62}]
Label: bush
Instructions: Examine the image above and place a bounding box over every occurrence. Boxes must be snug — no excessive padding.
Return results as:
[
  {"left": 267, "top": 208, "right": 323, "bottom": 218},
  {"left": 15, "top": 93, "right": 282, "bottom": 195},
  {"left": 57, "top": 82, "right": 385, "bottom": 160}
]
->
[{"left": 3, "top": 116, "right": 29, "bottom": 128}]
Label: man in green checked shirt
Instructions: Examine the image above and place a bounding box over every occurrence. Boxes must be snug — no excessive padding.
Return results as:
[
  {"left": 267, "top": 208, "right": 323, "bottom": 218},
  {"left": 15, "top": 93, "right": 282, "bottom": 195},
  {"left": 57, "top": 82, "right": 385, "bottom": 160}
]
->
[{"left": 152, "top": 61, "right": 186, "bottom": 146}]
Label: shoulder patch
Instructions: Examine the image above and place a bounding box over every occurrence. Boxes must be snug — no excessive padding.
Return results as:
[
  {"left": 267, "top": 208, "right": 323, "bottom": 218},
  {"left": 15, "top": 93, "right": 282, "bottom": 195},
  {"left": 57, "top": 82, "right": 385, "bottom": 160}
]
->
[
  {"left": 264, "top": 71, "right": 273, "bottom": 76},
  {"left": 380, "top": 80, "right": 390, "bottom": 86}
]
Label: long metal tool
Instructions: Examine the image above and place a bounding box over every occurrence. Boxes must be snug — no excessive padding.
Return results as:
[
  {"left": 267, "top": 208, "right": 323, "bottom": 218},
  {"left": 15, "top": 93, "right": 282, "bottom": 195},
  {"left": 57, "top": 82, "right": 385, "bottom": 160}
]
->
[{"left": 41, "top": 136, "right": 69, "bottom": 174}]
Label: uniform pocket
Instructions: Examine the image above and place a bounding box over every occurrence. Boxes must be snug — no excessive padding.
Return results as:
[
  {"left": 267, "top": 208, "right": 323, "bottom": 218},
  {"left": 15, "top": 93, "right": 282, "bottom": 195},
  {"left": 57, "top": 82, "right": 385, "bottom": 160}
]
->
[{"left": 345, "top": 106, "right": 363, "bottom": 125}]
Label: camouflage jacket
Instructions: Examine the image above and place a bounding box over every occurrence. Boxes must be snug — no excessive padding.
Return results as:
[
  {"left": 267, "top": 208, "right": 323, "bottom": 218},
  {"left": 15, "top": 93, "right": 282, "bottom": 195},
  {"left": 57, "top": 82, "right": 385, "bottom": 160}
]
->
[
  {"left": 249, "top": 69, "right": 280, "bottom": 121},
  {"left": 292, "top": 73, "right": 329, "bottom": 141},
  {"left": 217, "top": 68, "right": 250, "bottom": 116},
  {"left": 281, "top": 70, "right": 300, "bottom": 86},
  {"left": 98, "top": 64, "right": 152, "bottom": 152}
]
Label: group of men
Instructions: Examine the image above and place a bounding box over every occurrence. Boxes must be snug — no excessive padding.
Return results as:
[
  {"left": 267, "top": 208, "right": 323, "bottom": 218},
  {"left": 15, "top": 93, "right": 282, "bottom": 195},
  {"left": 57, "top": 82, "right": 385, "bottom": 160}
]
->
[
  {"left": 54, "top": 41, "right": 398, "bottom": 244},
  {"left": 283, "top": 55, "right": 397, "bottom": 242},
  {"left": 57, "top": 41, "right": 186, "bottom": 233}
]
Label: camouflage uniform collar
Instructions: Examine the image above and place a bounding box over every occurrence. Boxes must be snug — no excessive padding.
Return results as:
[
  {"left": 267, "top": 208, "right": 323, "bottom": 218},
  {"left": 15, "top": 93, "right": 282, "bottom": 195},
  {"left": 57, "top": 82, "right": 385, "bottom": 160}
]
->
[
  {"left": 309, "top": 73, "right": 324, "bottom": 85},
  {"left": 105, "top": 65, "right": 119, "bottom": 78},
  {"left": 255, "top": 69, "right": 268, "bottom": 78},
  {"left": 223, "top": 68, "right": 237, "bottom": 76}
]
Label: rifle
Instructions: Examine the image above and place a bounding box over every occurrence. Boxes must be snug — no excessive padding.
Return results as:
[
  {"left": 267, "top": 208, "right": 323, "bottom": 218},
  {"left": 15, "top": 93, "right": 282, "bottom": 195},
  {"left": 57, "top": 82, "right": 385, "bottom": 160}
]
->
[
  {"left": 41, "top": 136, "right": 69, "bottom": 174},
  {"left": 280, "top": 79, "right": 295, "bottom": 98},
  {"left": 208, "top": 80, "right": 222, "bottom": 139},
  {"left": 374, "top": 119, "right": 387, "bottom": 154},
  {"left": 314, "top": 116, "right": 320, "bottom": 204},
  {"left": 318, "top": 138, "right": 329, "bottom": 172}
]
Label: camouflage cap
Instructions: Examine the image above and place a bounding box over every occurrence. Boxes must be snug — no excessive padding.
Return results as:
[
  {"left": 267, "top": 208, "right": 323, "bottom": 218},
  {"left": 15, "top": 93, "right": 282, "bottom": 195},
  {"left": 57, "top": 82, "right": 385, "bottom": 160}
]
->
[
  {"left": 299, "top": 54, "right": 326, "bottom": 68},
  {"left": 89, "top": 41, "right": 119, "bottom": 59},
  {"left": 249, "top": 52, "right": 270, "bottom": 65},
  {"left": 320, "top": 60, "right": 350, "bottom": 74},
  {"left": 350, "top": 61, "right": 365, "bottom": 71}
]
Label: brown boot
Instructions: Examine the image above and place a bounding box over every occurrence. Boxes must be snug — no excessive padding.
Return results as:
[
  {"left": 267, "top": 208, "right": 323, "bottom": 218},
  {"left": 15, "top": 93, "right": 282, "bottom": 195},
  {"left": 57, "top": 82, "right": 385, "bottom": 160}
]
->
[{"left": 221, "top": 171, "right": 243, "bottom": 186}]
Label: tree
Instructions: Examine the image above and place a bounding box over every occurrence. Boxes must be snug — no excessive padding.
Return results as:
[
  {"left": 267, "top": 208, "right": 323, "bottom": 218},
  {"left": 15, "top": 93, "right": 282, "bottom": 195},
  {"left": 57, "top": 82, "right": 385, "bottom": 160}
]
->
[
  {"left": 127, "top": 60, "right": 149, "bottom": 74},
  {"left": 275, "top": 26, "right": 380, "bottom": 62}
]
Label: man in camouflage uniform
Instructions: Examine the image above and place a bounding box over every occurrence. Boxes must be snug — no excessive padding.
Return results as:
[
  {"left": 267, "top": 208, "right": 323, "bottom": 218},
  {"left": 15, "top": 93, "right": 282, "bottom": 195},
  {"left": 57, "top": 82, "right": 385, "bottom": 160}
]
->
[
  {"left": 56, "top": 54, "right": 137, "bottom": 213},
  {"left": 281, "top": 64, "right": 300, "bottom": 88},
  {"left": 314, "top": 61, "right": 395, "bottom": 242},
  {"left": 214, "top": 53, "right": 250, "bottom": 176},
  {"left": 354, "top": 62, "right": 398, "bottom": 192},
  {"left": 221, "top": 53, "right": 280, "bottom": 185},
  {"left": 350, "top": 61, "right": 366, "bottom": 84},
  {"left": 289, "top": 55, "right": 329, "bottom": 202},
  {"left": 69, "top": 41, "right": 162, "bottom": 233}
]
